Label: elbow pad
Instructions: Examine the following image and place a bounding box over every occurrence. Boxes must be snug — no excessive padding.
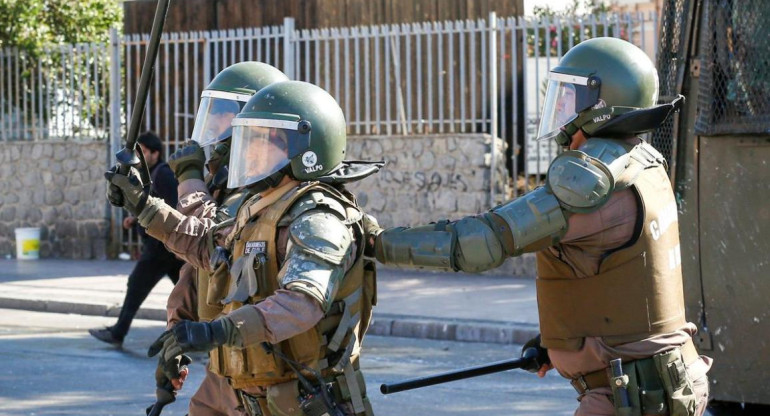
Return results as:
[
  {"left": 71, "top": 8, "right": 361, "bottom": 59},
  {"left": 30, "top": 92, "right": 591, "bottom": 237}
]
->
[
  {"left": 490, "top": 187, "right": 569, "bottom": 255},
  {"left": 375, "top": 216, "right": 510, "bottom": 273},
  {"left": 376, "top": 223, "right": 455, "bottom": 270}
]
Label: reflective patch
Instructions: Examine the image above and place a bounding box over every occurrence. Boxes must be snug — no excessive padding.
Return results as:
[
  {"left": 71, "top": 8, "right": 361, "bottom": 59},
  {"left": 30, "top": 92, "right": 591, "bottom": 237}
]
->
[
  {"left": 302, "top": 151, "right": 318, "bottom": 167},
  {"left": 244, "top": 240, "right": 266, "bottom": 255},
  {"left": 302, "top": 151, "right": 323, "bottom": 173}
]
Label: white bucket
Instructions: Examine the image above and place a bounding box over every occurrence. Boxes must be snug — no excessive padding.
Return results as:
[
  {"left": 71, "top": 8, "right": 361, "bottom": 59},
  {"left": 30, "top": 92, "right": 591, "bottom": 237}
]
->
[{"left": 15, "top": 227, "right": 41, "bottom": 260}]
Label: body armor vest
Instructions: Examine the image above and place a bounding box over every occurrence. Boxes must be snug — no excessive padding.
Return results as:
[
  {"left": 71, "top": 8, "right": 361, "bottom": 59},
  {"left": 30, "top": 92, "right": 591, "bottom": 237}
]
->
[
  {"left": 536, "top": 164, "right": 687, "bottom": 351},
  {"left": 208, "top": 182, "right": 375, "bottom": 388},
  {"left": 196, "top": 189, "right": 250, "bottom": 322}
]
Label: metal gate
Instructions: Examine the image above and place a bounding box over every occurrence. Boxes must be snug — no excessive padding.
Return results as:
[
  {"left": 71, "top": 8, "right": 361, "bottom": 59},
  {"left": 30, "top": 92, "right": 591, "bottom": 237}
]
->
[
  {"left": 0, "top": 14, "right": 658, "bottom": 255},
  {"left": 112, "top": 12, "right": 658, "bottom": 254}
]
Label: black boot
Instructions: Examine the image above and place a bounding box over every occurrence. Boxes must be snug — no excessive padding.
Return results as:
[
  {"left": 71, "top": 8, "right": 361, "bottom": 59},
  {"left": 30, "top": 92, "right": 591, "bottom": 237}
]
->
[{"left": 88, "top": 326, "right": 124, "bottom": 347}]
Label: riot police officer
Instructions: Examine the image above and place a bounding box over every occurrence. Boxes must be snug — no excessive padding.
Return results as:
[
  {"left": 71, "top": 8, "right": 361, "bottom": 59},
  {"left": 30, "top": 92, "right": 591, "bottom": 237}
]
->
[
  {"left": 106, "top": 80, "right": 379, "bottom": 416},
  {"left": 164, "top": 62, "right": 289, "bottom": 415},
  {"left": 371, "top": 37, "right": 711, "bottom": 416}
]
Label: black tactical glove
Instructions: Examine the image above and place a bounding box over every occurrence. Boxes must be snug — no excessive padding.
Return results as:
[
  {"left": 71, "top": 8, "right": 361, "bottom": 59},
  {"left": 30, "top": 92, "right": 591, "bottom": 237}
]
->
[
  {"left": 104, "top": 165, "right": 149, "bottom": 216},
  {"left": 168, "top": 141, "right": 205, "bottom": 182},
  {"left": 148, "top": 320, "right": 229, "bottom": 363},
  {"left": 521, "top": 334, "right": 551, "bottom": 373},
  {"left": 153, "top": 353, "right": 192, "bottom": 388}
]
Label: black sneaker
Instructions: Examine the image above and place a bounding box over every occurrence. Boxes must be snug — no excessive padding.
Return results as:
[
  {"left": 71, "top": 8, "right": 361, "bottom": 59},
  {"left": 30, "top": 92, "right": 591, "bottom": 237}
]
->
[{"left": 88, "top": 327, "right": 124, "bottom": 347}]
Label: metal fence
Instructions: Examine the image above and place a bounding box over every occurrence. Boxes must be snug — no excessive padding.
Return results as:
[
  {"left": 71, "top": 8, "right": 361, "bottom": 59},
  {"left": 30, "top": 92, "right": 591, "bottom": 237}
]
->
[
  {"left": 2, "top": 13, "right": 658, "bottom": 162},
  {"left": 500, "top": 12, "right": 658, "bottom": 195},
  {"left": 0, "top": 43, "right": 111, "bottom": 141},
  {"left": 1, "top": 13, "right": 659, "bottom": 252},
  {"left": 116, "top": 12, "right": 657, "bottom": 180}
]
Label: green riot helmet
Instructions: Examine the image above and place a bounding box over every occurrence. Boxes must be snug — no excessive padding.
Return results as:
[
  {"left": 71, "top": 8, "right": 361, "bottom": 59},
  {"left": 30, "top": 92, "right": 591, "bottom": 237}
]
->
[
  {"left": 537, "top": 37, "right": 669, "bottom": 147},
  {"left": 228, "top": 81, "right": 347, "bottom": 191},
  {"left": 191, "top": 62, "right": 289, "bottom": 148}
]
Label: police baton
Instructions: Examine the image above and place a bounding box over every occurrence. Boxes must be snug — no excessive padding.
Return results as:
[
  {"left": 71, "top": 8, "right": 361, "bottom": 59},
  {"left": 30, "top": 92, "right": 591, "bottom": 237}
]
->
[
  {"left": 380, "top": 347, "right": 540, "bottom": 394},
  {"left": 133, "top": 2, "right": 173, "bottom": 410},
  {"left": 115, "top": 0, "right": 172, "bottom": 187}
]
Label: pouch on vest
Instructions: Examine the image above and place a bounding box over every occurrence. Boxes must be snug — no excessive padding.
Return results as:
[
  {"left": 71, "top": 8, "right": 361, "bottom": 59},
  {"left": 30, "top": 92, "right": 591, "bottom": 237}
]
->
[
  {"left": 206, "top": 259, "right": 231, "bottom": 307},
  {"left": 197, "top": 268, "right": 225, "bottom": 322},
  {"left": 266, "top": 379, "right": 303, "bottom": 416},
  {"left": 653, "top": 348, "right": 697, "bottom": 416},
  {"left": 212, "top": 301, "right": 288, "bottom": 386},
  {"left": 224, "top": 250, "right": 266, "bottom": 304}
]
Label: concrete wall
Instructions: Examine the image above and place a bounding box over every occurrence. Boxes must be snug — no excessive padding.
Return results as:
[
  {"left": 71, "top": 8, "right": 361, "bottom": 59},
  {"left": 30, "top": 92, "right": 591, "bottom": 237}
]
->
[
  {"left": 0, "top": 134, "right": 536, "bottom": 276},
  {"left": 0, "top": 141, "right": 110, "bottom": 259}
]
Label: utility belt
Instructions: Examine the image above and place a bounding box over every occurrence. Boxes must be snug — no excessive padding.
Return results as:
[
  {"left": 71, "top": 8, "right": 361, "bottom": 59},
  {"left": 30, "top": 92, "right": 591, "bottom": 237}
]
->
[
  {"left": 570, "top": 340, "right": 700, "bottom": 416},
  {"left": 235, "top": 362, "right": 373, "bottom": 416}
]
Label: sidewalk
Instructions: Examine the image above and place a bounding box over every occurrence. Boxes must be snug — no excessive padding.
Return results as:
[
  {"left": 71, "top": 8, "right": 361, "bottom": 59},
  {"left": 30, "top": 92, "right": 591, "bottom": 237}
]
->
[{"left": 0, "top": 259, "right": 540, "bottom": 345}]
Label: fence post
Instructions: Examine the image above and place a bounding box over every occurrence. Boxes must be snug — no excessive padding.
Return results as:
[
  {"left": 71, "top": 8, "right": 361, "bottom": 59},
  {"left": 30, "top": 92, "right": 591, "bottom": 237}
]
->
[
  {"left": 283, "top": 17, "right": 296, "bottom": 79},
  {"left": 488, "top": 12, "right": 499, "bottom": 206},
  {"left": 203, "top": 31, "right": 211, "bottom": 85},
  {"left": 108, "top": 26, "right": 123, "bottom": 254}
]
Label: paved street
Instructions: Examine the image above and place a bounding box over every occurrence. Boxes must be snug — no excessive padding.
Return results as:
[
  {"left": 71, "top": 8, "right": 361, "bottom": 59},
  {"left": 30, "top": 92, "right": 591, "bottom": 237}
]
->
[
  {"left": 0, "top": 309, "right": 577, "bottom": 416},
  {"left": 0, "top": 260, "right": 756, "bottom": 415}
]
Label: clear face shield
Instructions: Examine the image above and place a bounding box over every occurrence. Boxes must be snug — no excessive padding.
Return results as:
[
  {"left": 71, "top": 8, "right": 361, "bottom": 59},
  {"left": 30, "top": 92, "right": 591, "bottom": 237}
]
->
[
  {"left": 190, "top": 90, "right": 251, "bottom": 147},
  {"left": 227, "top": 119, "right": 311, "bottom": 189},
  {"left": 536, "top": 72, "right": 600, "bottom": 141}
]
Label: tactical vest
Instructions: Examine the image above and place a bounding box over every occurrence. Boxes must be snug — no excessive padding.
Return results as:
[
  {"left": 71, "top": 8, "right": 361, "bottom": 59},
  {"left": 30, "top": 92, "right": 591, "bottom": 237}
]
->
[
  {"left": 208, "top": 182, "right": 376, "bottom": 388},
  {"left": 536, "top": 163, "right": 687, "bottom": 351},
  {"left": 196, "top": 189, "right": 250, "bottom": 322}
]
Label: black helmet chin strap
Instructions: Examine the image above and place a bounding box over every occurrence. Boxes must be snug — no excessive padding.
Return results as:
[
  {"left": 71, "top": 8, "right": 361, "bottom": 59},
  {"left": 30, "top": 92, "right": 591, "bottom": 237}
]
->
[
  {"left": 553, "top": 106, "right": 613, "bottom": 147},
  {"left": 553, "top": 121, "right": 582, "bottom": 147}
]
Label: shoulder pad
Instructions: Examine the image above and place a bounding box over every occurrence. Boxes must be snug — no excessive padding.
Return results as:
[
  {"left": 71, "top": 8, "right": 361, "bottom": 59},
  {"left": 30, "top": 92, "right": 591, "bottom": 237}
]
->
[
  {"left": 546, "top": 150, "right": 614, "bottom": 213},
  {"left": 219, "top": 190, "right": 251, "bottom": 220},
  {"left": 582, "top": 138, "right": 666, "bottom": 189},
  {"left": 279, "top": 189, "right": 363, "bottom": 227},
  {"left": 579, "top": 138, "right": 632, "bottom": 179},
  {"left": 288, "top": 211, "right": 354, "bottom": 265}
]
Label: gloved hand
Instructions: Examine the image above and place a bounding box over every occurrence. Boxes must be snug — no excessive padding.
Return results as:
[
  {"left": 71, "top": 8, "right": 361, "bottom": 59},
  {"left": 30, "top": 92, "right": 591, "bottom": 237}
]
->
[
  {"left": 104, "top": 165, "right": 149, "bottom": 216},
  {"left": 168, "top": 141, "right": 205, "bottom": 182},
  {"left": 148, "top": 320, "right": 229, "bottom": 362},
  {"left": 207, "top": 141, "right": 230, "bottom": 176},
  {"left": 521, "top": 334, "right": 551, "bottom": 375},
  {"left": 362, "top": 214, "right": 383, "bottom": 258},
  {"left": 154, "top": 353, "right": 192, "bottom": 390}
]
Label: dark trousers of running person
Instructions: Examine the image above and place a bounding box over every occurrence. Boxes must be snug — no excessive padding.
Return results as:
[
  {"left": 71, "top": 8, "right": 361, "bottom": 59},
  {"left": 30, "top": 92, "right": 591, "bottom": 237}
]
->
[{"left": 112, "top": 241, "right": 184, "bottom": 339}]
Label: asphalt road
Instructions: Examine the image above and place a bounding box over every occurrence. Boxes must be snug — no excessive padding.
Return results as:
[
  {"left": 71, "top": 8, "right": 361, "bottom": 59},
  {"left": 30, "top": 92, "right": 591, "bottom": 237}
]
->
[
  {"left": 0, "top": 309, "right": 576, "bottom": 415},
  {"left": 1, "top": 308, "right": 763, "bottom": 415}
]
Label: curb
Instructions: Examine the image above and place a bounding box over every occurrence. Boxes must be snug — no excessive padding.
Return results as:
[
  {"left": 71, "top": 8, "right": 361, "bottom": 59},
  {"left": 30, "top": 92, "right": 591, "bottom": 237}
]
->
[
  {"left": 0, "top": 297, "right": 539, "bottom": 346},
  {"left": 0, "top": 297, "right": 167, "bottom": 321},
  {"left": 369, "top": 313, "right": 539, "bottom": 345}
]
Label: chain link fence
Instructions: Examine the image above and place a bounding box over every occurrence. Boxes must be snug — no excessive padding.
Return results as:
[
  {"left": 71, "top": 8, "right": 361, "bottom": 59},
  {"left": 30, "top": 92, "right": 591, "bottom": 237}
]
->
[
  {"left": 695, "top": 0, "right": 770, "bottom": 135},
  {"left": 651, "top": 0, "right": 691, "bottom": 177}
]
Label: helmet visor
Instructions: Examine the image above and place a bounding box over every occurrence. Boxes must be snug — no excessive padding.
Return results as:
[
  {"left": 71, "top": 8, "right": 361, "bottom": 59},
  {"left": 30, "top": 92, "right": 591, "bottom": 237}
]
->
[
  {"left": 227, "top": 119, "right": 310, "bottom": 189},
  {"left": 536, "top": 72, "right": 601, "bottom": 141},
  {"left": 191, "top": 90, "right": 250, "bottom": 147},
  {"left": 537, "top": 80, "right": 578, "bottom": 140}
]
